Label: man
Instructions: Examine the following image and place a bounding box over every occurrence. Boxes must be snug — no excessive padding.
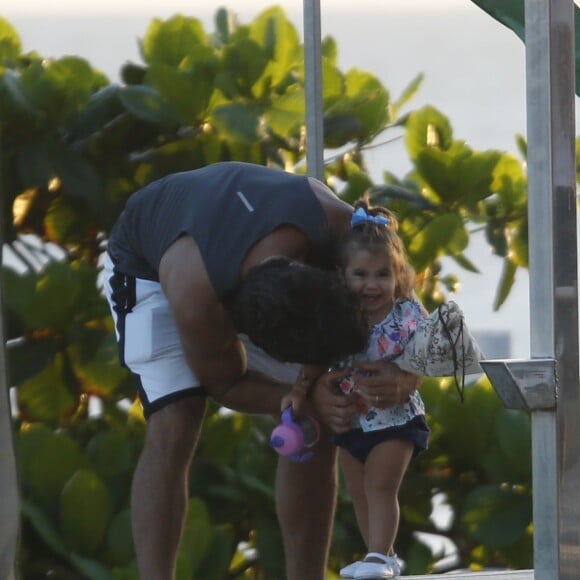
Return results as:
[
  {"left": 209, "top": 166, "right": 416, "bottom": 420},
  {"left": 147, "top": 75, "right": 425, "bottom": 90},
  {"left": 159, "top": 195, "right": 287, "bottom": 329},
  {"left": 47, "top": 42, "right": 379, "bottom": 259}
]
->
[{"left": 104, "top": 161, "right": 418, "bottom": 580}]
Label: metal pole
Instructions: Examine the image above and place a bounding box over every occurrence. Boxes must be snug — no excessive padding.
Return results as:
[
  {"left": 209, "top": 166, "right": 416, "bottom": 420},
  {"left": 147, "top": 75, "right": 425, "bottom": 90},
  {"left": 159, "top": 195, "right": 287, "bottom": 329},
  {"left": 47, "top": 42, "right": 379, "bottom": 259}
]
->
[
  {"left": 0, "top": 298, "right": 18, "bottom": 580},
  {"left": 303, "top": 0, "right": 324, "bottom": 179},
  {"left": 0, "top": 132, "right": 20, "bottom": 578},
  {"left": 526, "top": 0, "right": 578, "bottom": 578}
]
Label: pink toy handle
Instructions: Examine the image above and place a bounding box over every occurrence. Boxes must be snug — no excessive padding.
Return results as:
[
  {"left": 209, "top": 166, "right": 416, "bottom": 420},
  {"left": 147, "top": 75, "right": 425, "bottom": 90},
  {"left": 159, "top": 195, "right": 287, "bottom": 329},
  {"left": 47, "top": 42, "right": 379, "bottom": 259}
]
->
[{"left": 270, "top": 407, "right": 318, "bottom": 462}]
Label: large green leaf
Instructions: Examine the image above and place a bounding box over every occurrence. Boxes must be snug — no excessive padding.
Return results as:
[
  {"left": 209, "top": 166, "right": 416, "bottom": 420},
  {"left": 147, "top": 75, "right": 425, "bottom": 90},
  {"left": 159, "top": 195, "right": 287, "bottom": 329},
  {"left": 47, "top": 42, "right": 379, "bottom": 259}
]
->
[
  {"left": 195, "top": 527, "right": 233, "bottom": 580},
  {"left": 68, "top": 85, "right": 124, "bottom": 141},
  {"left": 369, "top": 183, "right": 435, "bottom": 212},
  {"left": 146, "top": 63, "right": 211, "bottom": 124},
  {"left": 16, "top": 260, "right": 100, "bottom": 330},
  {"left": 392, "top": 73, "right": 424, "bottom": 116},
  {"left": 493, "top": 258, "right": 518, "bottom": 310},
  {"left": 15, "top": 133, "right": 104, "bottom": 204},
  {"left": 407, "top": 213, "right": 469, "bottom": 272},
  {"left": 16, "top": 137, "right": 57, "bottom": 189},
  {"left": 6, "top": 336, "right": 57, "bottom": 386},
  {"left": 343, "top": 68, "right": 391, "bottom": 142},
  {"left": 211, "top": 103, "right": 264, "bottom": 144},
  {"left": 0, "top": 17, "right": 21, "bottom": 62},
  {"left": 199, "top": 411, "right": 254, "bottom": 465},
  {"left": 24, "top": 432, "right": 89, "bottom": 504},
  {"left": 320, "top": 60, "right": 344, "bottom": 107},
  {"left": 176, "top": 497, "right": 214, "bottom": 577},
  {"left": 404, "top": 106, "right": 507, "bottom": 206},
  {"left": 119, "top": 85, "right": 181, "bottom": 127},
  {"left": 339, "top": 163, "right": 374, "bottom": 204},
  {"left": 21, "top": 500, "right": 68, "bottom": 557},
  {"left": 140, "top": 15, "right": 207, "bottom": 67},
  {"left": 85, "top": 430, "right": 134, "bottom": 480},
  {"left": 60, "top": 469, "right": 111, "bottom": 556},
  {"left": 490, "top": 153, "right": 528, "bottom": 210},
  {"left": 130, "top": 137, "right": 212, "bottom": 185},
  {"left": 434, "top": 383, "right": 494, "bottom": 463},
  {"left": 253, "top": 514, "right": 285, "bottom": 578},
  {"left": 68, "top": 553, "right": 114, "bottom": 580},
  {"left": 506, "top": 217, "right": 528, "bottom": 268},
  {"left": 266, "top": 87, "right": 305, "bottom": 136},
  {"left": 461, "top": 483, "right": 532, "bottom": 547},
  {"left": 45, "top": 196, "right": 95, "bottom": 245},
  {"left": 16, "top": 424, "right": 54, "bottom": 480},
  {"left": 405, "top": 106, "right": 454, "bottom": 161},
  {"left": 0, "top": 68, "right": 39, "bottom": 124},
  {"left": 323, "top": 113, "right": 363, "bottom": 149},
  {"left": 3, "top": 266, "right": 36, "bottom": 325},
  {"left": 495, "top": 409, "right": 531, "bottom": 481},
  {"left": 414, "top": 144, "right": 502, "bottom": 205},
  {"left": 220, "top": 38, "right": 269, "bottom": 99},
  {"left": 249, "top": 6, "right": 300, "bottom": 87},
  {"left": 105, "top": 509, "right": 135, "bottom": 566},
  {"left": 17, "top": 354, "right": 79, "bottom": 423},
  {"left": 49, "top": 141, "right": 105, "bottom": 204},
  {"left": 69, "top": 328, "right": 132, "bottom": 398},
  {"left": 20, "top": 57, "right": 106, "bottom": 122}
]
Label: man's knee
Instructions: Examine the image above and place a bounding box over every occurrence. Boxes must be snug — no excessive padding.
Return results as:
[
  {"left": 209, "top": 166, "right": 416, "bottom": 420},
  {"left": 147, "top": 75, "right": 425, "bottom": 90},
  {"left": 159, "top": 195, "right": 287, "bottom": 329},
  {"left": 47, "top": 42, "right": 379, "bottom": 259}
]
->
[{"left": 145, "top": 396, "right": 207, "bottom": 463}]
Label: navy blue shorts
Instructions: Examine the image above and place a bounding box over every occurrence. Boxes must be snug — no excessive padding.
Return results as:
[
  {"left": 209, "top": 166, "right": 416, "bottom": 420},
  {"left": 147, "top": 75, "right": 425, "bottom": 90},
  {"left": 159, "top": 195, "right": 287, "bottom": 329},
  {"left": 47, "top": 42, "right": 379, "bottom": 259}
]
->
[{"left": 334, "top": 415, "right": 430, "bottom": 463}]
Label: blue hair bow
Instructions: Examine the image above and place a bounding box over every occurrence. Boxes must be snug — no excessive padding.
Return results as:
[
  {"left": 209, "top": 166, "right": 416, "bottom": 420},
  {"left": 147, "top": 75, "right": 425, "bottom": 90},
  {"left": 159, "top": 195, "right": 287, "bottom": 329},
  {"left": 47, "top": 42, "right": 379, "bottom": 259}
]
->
[{"left": 350, "top": 207, "right": 389, "bottom": 228}]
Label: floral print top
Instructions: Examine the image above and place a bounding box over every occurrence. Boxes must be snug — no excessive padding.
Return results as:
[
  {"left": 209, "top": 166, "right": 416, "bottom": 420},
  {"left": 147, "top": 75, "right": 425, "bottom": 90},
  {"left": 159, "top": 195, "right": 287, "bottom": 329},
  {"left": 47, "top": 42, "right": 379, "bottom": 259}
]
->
[{"left": 337, "top": 299, "right": 426, "bottom": 432}]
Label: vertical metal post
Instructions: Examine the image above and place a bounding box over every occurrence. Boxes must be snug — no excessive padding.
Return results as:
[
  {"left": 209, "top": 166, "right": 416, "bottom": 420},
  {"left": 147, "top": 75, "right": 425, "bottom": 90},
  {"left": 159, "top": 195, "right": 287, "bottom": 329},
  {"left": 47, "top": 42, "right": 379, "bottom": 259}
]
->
[
  {"left": 526, "top": 1, "right": 579, "bottom": 578},
  {"left": 0, "top": 305, "right": 18, "bottom": 580},
  {"left": 0, "top": 131, "right": 20, "bottom": 578},
  {"left": 303, "top": 0, "right": 324, "bottom": 179}
]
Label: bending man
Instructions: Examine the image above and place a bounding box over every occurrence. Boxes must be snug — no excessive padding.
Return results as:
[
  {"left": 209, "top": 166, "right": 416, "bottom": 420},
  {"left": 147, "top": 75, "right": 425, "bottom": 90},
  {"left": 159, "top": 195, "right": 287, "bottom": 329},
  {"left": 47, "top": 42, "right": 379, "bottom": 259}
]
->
[{"left": 104, "top": 161, "right": 419, "bottom": 580}]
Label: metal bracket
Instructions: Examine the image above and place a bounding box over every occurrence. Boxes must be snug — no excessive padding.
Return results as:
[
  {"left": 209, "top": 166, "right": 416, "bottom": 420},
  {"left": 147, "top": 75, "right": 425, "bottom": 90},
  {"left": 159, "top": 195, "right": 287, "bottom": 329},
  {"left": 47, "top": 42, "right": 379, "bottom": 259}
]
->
[{"left": 479, "top": 358, "right": 557, "bottom": 411}]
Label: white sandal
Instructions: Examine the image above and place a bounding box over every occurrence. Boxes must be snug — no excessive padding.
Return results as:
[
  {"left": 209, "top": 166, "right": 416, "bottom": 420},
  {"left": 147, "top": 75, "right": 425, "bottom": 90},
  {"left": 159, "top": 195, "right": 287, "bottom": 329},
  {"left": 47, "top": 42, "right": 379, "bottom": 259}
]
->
[
  {"left": 353, "top": 552, "right": 401, "bottom": 579},
  {"left": 339, "top": 559, "right": 364, "bottom": 578}
]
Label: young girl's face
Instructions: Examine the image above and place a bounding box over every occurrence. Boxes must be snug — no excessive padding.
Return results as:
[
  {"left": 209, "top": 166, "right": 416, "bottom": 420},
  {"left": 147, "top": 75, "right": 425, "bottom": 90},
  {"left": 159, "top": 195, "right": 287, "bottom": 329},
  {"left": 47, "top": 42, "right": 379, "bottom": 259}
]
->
[{"left": 343, "top": 246, "right": 396, "bottom": 325}]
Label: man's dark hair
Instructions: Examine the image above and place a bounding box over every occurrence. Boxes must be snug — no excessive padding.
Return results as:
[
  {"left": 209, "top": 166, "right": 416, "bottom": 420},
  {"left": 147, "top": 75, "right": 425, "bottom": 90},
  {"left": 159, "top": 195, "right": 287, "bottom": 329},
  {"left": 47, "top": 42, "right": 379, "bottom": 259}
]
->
[{"left": 229, "top": 258, "right": 369, "bottom": 365}]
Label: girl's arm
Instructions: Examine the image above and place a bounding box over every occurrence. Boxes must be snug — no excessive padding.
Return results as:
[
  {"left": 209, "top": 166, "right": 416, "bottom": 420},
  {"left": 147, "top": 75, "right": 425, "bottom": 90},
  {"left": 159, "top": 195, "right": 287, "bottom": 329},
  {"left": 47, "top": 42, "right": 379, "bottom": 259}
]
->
[{"left": 280, "top": 364, "right": 327, "bottom": 412}]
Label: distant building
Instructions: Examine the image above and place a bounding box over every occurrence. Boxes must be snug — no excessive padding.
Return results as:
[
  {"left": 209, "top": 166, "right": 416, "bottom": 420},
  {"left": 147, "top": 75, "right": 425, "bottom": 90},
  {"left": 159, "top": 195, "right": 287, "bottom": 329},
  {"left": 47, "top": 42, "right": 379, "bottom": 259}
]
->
[{"left": 473, "top": 330, "right": 512, "bottom": 360}]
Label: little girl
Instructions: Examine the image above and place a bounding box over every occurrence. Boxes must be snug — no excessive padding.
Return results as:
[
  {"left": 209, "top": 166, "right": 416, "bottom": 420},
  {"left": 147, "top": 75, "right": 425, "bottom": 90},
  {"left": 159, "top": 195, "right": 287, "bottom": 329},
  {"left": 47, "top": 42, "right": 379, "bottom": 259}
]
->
[{"left": 336, "top": 202, "right": 430, "bottom": 580}]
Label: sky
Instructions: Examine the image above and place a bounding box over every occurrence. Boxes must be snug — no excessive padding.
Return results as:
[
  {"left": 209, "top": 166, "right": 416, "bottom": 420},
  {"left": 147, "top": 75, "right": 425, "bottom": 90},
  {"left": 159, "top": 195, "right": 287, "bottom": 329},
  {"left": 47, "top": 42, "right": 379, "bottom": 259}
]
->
[{"left": 7, "top": 0, "right": 467, "bottom": 14}]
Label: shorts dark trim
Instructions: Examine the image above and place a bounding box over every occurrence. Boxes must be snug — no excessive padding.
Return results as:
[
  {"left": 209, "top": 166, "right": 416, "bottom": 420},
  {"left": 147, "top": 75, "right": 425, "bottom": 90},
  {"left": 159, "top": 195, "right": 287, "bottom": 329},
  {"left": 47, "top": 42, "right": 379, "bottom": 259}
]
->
[
  {"left": 136, "top": 377, "right": 208, "bottom": 419},
  {"left": 334, "top": 415, "right": 430, "bottom": 463},
  {"left": 107, "top": 253, "right": 136, "bottom": 368}
]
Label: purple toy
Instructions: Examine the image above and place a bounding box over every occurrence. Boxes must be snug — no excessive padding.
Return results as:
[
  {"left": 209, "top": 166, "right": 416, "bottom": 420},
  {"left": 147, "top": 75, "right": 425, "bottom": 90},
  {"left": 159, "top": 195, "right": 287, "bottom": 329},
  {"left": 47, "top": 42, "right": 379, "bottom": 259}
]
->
[{"left": 270, "top": 407, "right": 320, "bottom": 462}]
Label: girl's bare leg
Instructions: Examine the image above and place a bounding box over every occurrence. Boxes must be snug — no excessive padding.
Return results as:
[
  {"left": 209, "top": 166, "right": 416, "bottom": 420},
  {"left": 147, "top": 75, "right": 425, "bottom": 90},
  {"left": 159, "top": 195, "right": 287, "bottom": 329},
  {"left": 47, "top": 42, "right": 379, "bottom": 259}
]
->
[
  {"left": 363, "top": 439, "right": 414, "bottom": 557},
  {"left": 339, "top": 447, "right": 369, "bottom": 547}
]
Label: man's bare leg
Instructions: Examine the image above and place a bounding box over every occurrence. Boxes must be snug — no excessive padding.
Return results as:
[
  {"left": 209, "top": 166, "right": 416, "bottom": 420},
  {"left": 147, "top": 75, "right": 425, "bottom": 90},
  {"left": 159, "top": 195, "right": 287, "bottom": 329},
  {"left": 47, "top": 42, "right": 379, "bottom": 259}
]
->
[
  {"left": 275, "top": 429, "right": 338, "bottom": 580},
  {"left": 131, "top": 396, "right": 207, "bottom": 580}
]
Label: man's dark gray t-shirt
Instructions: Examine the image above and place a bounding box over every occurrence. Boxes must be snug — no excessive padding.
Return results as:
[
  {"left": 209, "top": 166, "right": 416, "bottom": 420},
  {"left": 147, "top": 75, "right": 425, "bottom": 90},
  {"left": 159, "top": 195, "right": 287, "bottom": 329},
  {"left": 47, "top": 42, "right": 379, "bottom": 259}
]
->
[{"left": 107, "top": 162, "right": 330, "bottom": 299}]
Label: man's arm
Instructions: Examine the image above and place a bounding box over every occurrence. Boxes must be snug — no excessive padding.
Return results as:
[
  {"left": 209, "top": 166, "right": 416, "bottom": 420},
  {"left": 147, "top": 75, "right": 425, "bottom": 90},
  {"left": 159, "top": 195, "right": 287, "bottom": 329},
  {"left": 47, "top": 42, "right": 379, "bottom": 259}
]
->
[
  {"left": 159, "top": 235, "right": 290, "bottom": 414},
  {"left": 352, "top": 360, "right": 422, "bottom": 407}
]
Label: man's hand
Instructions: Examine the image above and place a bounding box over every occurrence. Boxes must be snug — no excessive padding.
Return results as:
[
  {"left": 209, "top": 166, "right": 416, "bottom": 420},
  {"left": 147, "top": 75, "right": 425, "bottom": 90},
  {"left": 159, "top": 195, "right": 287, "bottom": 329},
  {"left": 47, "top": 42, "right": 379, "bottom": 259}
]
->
[
  {"left": 309, "top": 368, "right": 358, "bottom": 433},
  {"left": 353, "top": 360, "right": 421, "bottom": 408}
]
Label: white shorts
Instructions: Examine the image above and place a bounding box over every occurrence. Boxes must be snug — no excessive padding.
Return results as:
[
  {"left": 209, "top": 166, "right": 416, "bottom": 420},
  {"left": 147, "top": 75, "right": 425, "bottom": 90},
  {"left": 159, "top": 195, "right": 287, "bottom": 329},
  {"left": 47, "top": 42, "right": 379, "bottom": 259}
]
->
[{"left": 103, "top": 253, "right": 300, "bottom": 416}]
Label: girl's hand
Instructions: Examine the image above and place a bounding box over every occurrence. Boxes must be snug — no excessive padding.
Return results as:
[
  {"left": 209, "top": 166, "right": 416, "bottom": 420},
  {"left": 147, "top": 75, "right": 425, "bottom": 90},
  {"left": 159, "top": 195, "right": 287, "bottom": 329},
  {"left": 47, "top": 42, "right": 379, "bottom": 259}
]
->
[
  {"left": 309, "top": 368, "right": 358, "bottom": 433},
  {"left": 280, "top": 385, "right": 309, "bottom": 414},
  {"left": 353, "top": 360, "right": 421, "bottom": 408}
]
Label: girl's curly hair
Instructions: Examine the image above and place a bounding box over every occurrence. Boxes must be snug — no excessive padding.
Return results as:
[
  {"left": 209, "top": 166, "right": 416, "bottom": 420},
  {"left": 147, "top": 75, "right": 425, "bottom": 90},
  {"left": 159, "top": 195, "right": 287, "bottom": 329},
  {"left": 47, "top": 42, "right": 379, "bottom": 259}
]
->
[{"left": 337, "top": 199, "right": 416, "bottom": 300}]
